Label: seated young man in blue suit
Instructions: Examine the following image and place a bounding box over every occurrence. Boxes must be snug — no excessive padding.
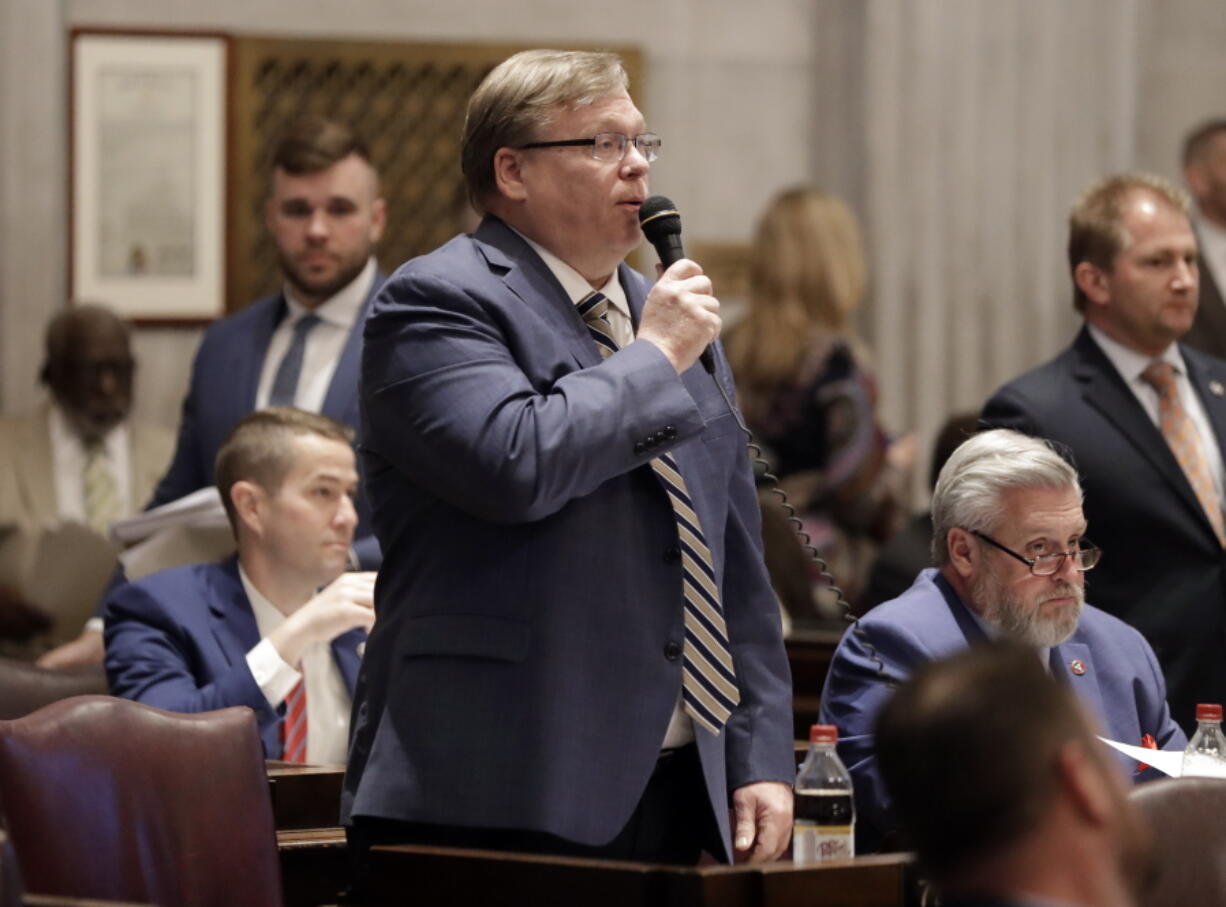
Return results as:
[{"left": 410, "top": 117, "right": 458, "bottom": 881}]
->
[
  {"left": 46, "top": 116, "right": 386, "bottom": 669},
  {"left": 820, "top": 428, "right": 1185, "bottom": 852},
  {"left": 104, "top": 408, "right": 375, "bottom": 763}
]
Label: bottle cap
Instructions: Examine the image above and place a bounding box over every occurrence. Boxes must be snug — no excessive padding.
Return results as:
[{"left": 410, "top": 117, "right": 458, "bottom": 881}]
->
[
  {"left": 809, "top": 724, "right": 838, "bottom": 744},
  {"left": 1197, "top": 704, "right": 1223, "bottom": 722}
]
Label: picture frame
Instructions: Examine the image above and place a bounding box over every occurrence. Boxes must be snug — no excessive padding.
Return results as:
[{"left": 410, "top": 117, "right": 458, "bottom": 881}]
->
[{"left": 70, "top": 29, "right": 229, "bottom": 324}]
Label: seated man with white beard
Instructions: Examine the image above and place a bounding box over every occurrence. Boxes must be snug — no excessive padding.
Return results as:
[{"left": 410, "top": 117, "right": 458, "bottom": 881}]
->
[{"left": 819, "top": 428, "right": 1185, "bottom": 853}]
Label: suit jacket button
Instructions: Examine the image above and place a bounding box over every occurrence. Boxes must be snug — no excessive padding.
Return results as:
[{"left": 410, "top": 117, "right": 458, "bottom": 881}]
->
[
  {"left": 663, "top": 640, "right": 683, "bottom": 661},
  {"left": 663, "top": 545, "right": 682, "bottom": 564},
  {"left": 663, "top": 425, "right": 677, "bottom": 439},
  {"left": 634, "top": 441, "right": 646, "bottom": 454}
]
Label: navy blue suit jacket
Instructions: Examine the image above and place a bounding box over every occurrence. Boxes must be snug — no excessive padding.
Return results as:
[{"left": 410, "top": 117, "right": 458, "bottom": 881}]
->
[
  {"left": 149, "top": 279, "right": 383, "bottom": 567},
  {"left": 819, "top": 569, "right": 1186, "bottom": 852},
  {"left": 343, "top": 218, "right": 794, "bottom": 859},
  {"left": 982, "top": 327, "right": 1226, "bottom": 733},
  {"left": 103, "top": 557, "right": 364, "bottom": 757}
]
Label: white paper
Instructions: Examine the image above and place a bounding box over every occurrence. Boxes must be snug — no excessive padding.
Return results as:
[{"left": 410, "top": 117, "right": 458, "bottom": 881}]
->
[
  {"left": 1098, "top": 736, "right": 1184, "bottom": 778},
  {"left": 109, "top": 486, "right": 228, "bottom": 545}
]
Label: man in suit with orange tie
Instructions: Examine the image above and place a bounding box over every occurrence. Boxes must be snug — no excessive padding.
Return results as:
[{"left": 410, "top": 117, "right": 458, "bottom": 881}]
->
[{"left": 983, "top": 172, "right": 1226, "bottom": 734}]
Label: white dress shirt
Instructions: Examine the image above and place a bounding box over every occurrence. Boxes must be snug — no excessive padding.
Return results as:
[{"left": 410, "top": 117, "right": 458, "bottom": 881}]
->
[
  {"left": 518, "top": 231, "right": 696, "bottom": 749},
  {"left": 255, "top": 257, "right": 376, "bottom": 412},
  {"left": 48, "top": 403, "right": 133, "bottom": 526},
  {"left": 240, "top": 566, "right": 352, "bottom": 765},
  {"left": 1087, "top": 324, "right": 1226, "bottom": 501}
]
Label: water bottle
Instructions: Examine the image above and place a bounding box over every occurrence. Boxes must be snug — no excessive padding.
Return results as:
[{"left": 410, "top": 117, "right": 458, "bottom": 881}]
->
[
  {"left": 793, "top": 724, "right": 855, "bottom": 863},
  {"left": 1182, "top": 703, "right": 1226, "bottom": 778}
]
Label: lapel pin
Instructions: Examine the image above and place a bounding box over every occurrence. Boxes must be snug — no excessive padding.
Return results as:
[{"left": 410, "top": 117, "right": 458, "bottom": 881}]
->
[
  {"left": 1210, "top": 380, "right": 1225, "bottom": 398},
  {"left": 1069, "top": 659, "right": 1086, "bottom": 676}
]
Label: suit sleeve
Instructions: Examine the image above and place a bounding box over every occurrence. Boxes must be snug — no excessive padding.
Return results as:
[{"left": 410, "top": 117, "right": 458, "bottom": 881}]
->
[
  {"left": 817, "top": 615, "right": 923, "bottom": 850},
  {"left": 714, "top": 353, "right": 797, "bottom": 793},
  {"left": 103, "top": 582, "right": 277, "bottom": 727},
  {"left": 362, "top": 269, "right": 706, "bottom": 524},
  {"left": 145, "top": 342, "right": 212, "bottom": 510}
]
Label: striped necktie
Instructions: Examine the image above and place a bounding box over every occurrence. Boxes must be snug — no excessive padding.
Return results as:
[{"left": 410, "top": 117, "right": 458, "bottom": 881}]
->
[
  {"left": 281, "top": 679, "right": 308, "bottom": 763},
  {"left": 1141, "top": 360, "right": 1226, "bottom": 546},
  {"left": 576, "top": 290, "right": 740, "bottom": 733}
]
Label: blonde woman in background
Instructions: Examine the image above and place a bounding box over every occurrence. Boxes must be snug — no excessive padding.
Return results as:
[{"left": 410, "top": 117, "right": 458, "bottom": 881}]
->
[{"left": 725, "top": 186, "right": 914, "bottom": 616}]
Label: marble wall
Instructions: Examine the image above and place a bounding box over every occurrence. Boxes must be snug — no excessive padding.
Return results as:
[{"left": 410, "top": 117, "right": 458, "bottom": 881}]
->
[{"left": 2, "top": 0, "right": 1225, "bottom": 499}]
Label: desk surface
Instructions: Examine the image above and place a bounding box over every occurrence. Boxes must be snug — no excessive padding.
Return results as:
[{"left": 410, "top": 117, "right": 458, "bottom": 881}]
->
[{"left": 359, "top": 844, "right": 918, "bottom": 907}]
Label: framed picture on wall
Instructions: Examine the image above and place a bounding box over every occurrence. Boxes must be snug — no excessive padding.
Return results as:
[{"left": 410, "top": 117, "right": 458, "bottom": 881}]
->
[{"left": 70, "top": 29, "right": 229, "bottom": 323}]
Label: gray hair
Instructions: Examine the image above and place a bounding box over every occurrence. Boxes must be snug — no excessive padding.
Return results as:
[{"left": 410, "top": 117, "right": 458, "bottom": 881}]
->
[
  {"left": 931, "top": 429, "right": 1081, "bottom": 565},
  {"left": 461, "top": 49, "right": 629, "bottom": 213}
]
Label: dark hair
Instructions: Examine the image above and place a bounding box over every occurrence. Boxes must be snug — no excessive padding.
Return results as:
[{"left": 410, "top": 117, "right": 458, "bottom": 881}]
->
[
  {"left": 40, "top": 304, "right": 131, "bottom": 387},
  {"left": 215, "top": 407, "right": 355, "bottom": 532},
  {"left": 271, "top": 116, "right": 372, "bottom": 176},
  {"left": 1183, "top": 119, "right": 1226, "bottom": 167},
  {"left": 875, "top": 642, "right": 1094, "bottom": 883}
]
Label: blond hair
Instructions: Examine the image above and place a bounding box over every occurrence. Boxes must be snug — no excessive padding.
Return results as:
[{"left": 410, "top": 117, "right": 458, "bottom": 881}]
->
[
  {"left": 725, "top": 186, "right": 867, "bottom": 391},
  {"left": 461, "top": 49, "right": 628, "bottom": 213}
]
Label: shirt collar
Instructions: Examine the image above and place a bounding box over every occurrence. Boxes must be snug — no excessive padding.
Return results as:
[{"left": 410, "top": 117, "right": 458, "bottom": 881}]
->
[
  {"left": 282, "top": 256, "right": 376, "bottom": 329},
  {"left": 238, "top": 562, "right": 287, "bottom": 639},
  {"left": 511, "top": 228, "right": 631, "bottom": 324},
  {"left": 1086, "top": 322, "right": 1186, "bottom": 382},
  {"left": 47, "top": 399, "right": 127, "bottom": 457}
]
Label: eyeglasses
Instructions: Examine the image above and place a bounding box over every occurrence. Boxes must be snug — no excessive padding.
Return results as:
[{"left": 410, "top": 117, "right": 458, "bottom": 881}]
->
[
  {"left": 518, "top": 132, "right": 661, "bottom": 163},
  {"left": 968, "top": 530, "right": 1101, "bottom": 576}
]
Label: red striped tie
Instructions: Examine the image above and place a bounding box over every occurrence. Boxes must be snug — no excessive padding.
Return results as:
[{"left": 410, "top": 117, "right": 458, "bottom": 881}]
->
[{"left": 281, "top": 680, "right": 308, "bottom": 763}]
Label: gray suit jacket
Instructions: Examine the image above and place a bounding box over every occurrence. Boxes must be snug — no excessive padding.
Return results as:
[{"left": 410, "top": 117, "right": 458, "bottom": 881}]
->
[{"left": 343, "top": 217, "right": 794, "bottom": 860}]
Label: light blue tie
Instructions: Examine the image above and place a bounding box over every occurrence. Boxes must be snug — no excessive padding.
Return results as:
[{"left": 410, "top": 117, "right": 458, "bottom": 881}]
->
[{"left": 268, "top": 314, "right": 321, "bottom": 407}]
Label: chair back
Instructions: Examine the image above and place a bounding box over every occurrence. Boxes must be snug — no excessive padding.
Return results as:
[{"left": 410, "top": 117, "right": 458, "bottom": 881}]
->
[
  {"left": 1130, "top": 776, "right": 1226, "bottom": 906},
  {"left": 0, "top": 656, "right": 107, "bottom": 719},
  {"left": 0, "top": 695, "right": 283, "bottom": 907}
]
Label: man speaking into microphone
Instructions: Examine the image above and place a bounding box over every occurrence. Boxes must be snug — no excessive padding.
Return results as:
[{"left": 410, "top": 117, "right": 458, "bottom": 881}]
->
[{"left": 344, "top": 49, "right": 794, "bottom": 868}]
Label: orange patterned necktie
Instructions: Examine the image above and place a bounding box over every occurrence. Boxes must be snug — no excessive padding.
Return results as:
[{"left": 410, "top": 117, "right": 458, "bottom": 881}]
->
[{"left": 1141, "top": 360, "right": 1226, "bottom": 547}]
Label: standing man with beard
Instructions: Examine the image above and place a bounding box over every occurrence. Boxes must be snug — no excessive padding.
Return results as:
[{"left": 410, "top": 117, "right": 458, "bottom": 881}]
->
[
  {"left": 42, "top": 116, "right": 386, "bottom": 667},
  {"left": 819, "top": 429, "right": 1184, "bottom": 853}
]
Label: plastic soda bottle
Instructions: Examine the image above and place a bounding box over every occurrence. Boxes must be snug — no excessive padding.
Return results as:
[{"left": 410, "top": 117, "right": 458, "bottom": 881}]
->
[
  {"left": 1182, "top": 703, "right": 1226, "bottom": 778},
  {"left": 793, "top": 724, "right": 855, "bottom": 863}
]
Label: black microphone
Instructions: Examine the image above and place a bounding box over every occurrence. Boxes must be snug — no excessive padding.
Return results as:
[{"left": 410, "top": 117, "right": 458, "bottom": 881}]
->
[{"left": 638, "top": 196, "right": 715, "bottom": 374}]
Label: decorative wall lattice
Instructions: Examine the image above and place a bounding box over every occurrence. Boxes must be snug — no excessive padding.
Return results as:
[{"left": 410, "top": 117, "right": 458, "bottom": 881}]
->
[{"left": 228, "top": 39, "right": 641, "bottom": 311}]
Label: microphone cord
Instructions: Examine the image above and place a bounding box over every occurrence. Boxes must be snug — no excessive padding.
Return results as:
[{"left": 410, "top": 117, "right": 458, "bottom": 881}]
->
[{"left": 709, "top": 369, "right": 853, "bottom": 622}]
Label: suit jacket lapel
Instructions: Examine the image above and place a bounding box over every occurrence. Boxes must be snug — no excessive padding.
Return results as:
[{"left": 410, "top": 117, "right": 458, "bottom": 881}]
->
[
  {"left": 1050, "top": 641, "right": 1108, "bottom": 730},
  {"left": 331, "top": 628, "right": 366, "bottom": 695},
  {"left": 231, "top": 296, "right": 285, "bottom": 423},
  {"left": 1071, "top": 328, "right": 1210, "bottom": 525},
  {"left": 21, "top": 409, "right": 58, "bottom": 525},
  {"left": 207, "top": 558, "right": 262, "bottom": 664},
  {"left": 322, "top": 274, "right": 383, "bottom": 420},
  {"left": 474, "top": 217, "right": 605, "bottom": 371}
]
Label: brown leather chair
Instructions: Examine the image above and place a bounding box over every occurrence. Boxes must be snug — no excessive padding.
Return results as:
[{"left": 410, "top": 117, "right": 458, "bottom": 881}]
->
[
  {"left": 0, "top": 656, "right": 107, "bottom": 719},
  {"left": 1130, "top": 776, "right": 1226, "bottom": 906},
  {"left": 0, "top": 695, "right": 283, "bottom": 906}
]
